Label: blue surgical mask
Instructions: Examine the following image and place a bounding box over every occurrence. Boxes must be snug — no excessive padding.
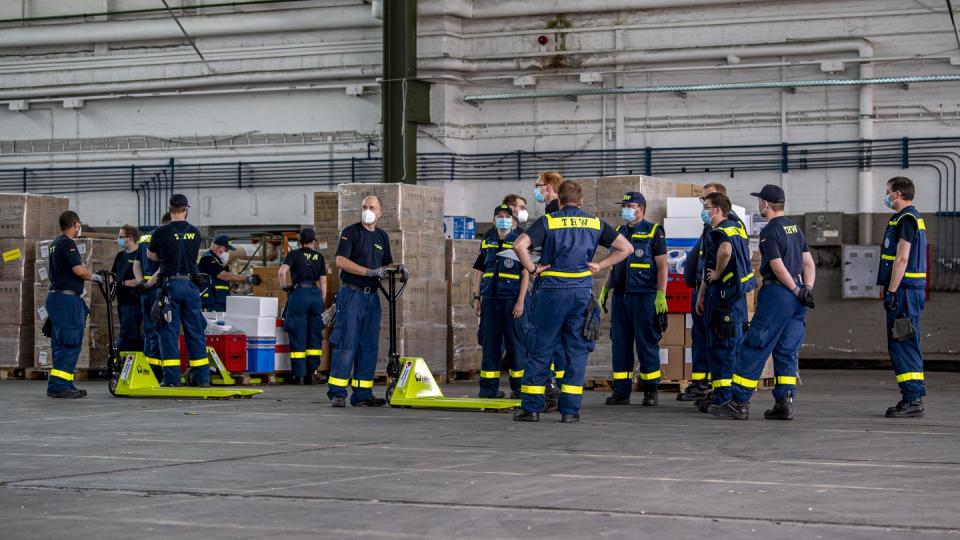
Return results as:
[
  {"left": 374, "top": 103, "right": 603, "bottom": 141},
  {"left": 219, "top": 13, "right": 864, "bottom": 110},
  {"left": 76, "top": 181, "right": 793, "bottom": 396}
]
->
[
  {"left": 883, "top": 193, "right": 894, "bottom": 209},
  {"left": 534, "top": 187, "right": 545, "bottom": 203},
  {"left": 117, "top": 238, "right": 126, "bottom": 248},
  {"left": 495, "top": 217, "right": 513, "bottom": 231},
  {"left": 701, "top": 209, "right": 712, "bottom": 224},
  {"left": 621, "top": 207, "right": 636, "bottom": 222}
]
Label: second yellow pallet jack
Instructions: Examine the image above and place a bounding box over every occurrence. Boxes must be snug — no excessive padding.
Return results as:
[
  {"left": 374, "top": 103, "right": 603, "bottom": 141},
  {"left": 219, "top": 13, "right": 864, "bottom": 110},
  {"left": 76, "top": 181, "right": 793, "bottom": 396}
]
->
[
  {"left": 96, "top": 271, "right": 262, "bottom": 399},
  {"left": 379, "top": 269, "right": 519, "bottom": 411}
]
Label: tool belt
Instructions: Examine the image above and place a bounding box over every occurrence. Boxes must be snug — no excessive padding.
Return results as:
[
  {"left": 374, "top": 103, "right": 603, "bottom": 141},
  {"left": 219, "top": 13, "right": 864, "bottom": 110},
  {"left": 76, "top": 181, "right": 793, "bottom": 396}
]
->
[
  {"left": 296, "top": 281, "right": 318, "bottom": 288},
  {"left": 342, "top": 282, "right": 376, "bottom": 294}
]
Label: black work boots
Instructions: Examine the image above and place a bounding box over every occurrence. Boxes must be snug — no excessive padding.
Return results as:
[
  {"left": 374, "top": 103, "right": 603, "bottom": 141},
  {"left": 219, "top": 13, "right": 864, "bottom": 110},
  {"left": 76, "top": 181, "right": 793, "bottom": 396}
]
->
[
  {"left": 605, "top": 392, "right": 630, "bottom": 405},
  {"left": 513, "top": 410, "right": 540, "bottom": 422},
  {"left": 677, "top": 380, "right": 710, "bottom": 401},
  {"left": 47, "top": 388, "right": 85, "bottom": 399},
  {"left": 707, "top": 400, "right": 750, "bottom": 420},
  {"left": 886, "top": 398, "right": 924, "bottom": 418},
  {"left": 764, "top": 393, "right": 794, "bottom": 420},
  {"left": 641, "top": 389, "right": 658, "bottom": 407}
]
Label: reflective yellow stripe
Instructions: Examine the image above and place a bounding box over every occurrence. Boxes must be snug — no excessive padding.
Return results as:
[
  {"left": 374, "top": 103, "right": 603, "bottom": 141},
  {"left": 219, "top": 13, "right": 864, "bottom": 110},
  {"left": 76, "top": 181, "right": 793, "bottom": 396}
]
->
[
  {"left": 719, "top": 226, "right": 748, "bottom": 238},
  {"left": 881, "top": 254, "right": 896, "bottom": 261},
  {"left": 632, "top": 224, "right": 659, "bottom": 239},
  {"left": 691, "top": 372, "right": 707, "bottom": 380},
  {"left": 290, "top": 352, "right": 307, "bottom": 359},
  {"left": 740, "top": 272, "right": 754, "bottom": 283},
  {"left": 215, "top": 285, "right": 230, "bottom": 290},
  {"left": 612, "top": 371, "right": 633, "bottom": 380},
  {"left": 550, "top": 363, "right": 555, "bottom": 370},
  {"left": 896, "top": 372, "right": 924, "bottom": 383},
  {"left": 189, "top": 358, "right": 209, "bottom": 367},
  {"left": 138, "top": 234, "right": 152, "bottom": 243},
  {"left": 483, "top": 272, "right": 520, "bottom": 280},
  {"left": 521, "top": 385, "right": 546, "bottom": 395},
  {"left": 306, "top": 349, "right": 323, "bottom": 356},
  {"left": 554, "top": 370, "right": 565, "bottom": 379},
  {"left": 328, "top": 376, "right": 349, "bottom": 387},
  {"left": 917, "top": 218, "right": 926, "bottom": 230},
  {"left": 629, "top": 263, "right": 651, "bottom": 269},
  {"left": 560, "top": 384, "right": 583, "bottom": 395},
  {"left": 502, "top": 242, "right": 514, "bottom": 248},
  {"left": 50, "top": 368, "right": 74, "bottom": 381},
  {"left": 775, "top": 376, "right": 797, "bottom": 385},
  {"left": 732, "top": 374, "right": 758, "bottom": 389},
  {"left": 545, "top": 214, "right": 601, "bottom": 230},
  {"left": 481, "top": 241, "right": 498, "bottom": 249},
  {"left": 160, "top": 359, "right": 181, "bottom": 367},
  {"left": 712, "top": 378, "right": 733, "bottom": 388},
  {"left": 509, "top": 369, "right": 524, "bottom": 378},
  {"left": 540, "top": 270, "right": 592, "bottom": 278},
  {"left": 143, "top": 275, "right": 153, "bottom": 280},
  {"left": 904, "top": 272, "right": 926, "bottom": 278},
  {"left": 351, "top": 379, "right": 374, "bottom": 388},
  {"left": 722, "top": 272, "right": 734, "bottom": 283},
  {"left": 889, "top": 213, "right": 926, "bottom": 230},
  {"left": 480, "top": 370, "right": 500, "bottom": 379},
  {"left": 146, "top": 357, "right": 161, "bottom": 366},
  {"left": 639, "top": 370, "right": 662, "bottom": 381}
]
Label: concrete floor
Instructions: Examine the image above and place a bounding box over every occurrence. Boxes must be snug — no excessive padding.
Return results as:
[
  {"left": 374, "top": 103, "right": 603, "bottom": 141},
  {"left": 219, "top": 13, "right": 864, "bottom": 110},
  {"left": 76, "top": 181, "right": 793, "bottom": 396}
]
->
[{"left": 0, "top": 370, "right": 958, "bottom": 540}]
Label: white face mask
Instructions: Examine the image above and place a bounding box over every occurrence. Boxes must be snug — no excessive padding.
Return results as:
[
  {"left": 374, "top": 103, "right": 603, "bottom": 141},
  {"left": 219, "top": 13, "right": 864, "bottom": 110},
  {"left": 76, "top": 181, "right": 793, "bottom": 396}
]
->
[
  {"left": 361, "top": 209, "right": 377, "bottom": 225},
  {"left": 218, "top": 250, "right": 229, "bottom": 264},
  {"left": 76, "top": 225, "right": 82, "bottom": 237},
  {"left": 516, "top": 208, "right": 529, "bottom": 223}
]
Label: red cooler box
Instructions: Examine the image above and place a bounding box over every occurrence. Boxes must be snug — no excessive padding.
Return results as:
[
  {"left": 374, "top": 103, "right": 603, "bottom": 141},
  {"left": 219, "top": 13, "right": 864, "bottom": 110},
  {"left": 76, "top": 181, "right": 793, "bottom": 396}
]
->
[
  {"left": 179, "top": 333, "right": 248, "bottom": 373},
  {"left": 665, "top": 274, "right": 693, "bottom": 313}
]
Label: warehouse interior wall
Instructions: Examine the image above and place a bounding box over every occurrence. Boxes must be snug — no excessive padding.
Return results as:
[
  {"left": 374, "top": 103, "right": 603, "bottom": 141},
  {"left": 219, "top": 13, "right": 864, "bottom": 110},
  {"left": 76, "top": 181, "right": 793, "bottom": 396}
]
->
[{"left": 1, "top": 0, "right": 958, "bottom": 361}]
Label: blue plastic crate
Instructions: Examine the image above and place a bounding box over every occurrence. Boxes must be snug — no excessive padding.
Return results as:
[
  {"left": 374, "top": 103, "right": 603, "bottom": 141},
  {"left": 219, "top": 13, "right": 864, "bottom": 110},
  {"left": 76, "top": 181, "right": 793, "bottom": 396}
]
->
[{"left": 247, "top": 338, "right": 276, "bottom": 373}]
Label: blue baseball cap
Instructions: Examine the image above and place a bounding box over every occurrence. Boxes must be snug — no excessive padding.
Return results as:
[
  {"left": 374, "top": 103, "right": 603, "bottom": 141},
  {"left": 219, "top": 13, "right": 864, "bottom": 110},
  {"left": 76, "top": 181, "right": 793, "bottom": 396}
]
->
[
  {"left": 213, "top": 234, "right": 236, "bottom": 251},
  {"left": 620, "top": 191, "right": 646, "bottom": 206},
  {"left": 169, "top": 193, "right": 190, "bottom": 208},
  {"left": 750, "top": 184, "right": 786, "bottom": 203}
]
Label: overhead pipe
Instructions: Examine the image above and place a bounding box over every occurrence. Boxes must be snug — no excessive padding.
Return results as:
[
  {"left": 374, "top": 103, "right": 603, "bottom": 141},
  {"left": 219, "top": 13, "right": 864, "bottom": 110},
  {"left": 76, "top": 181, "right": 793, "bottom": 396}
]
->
[
  {"left": 418, "top": 0, "right": 778, "bottom": 19},
  {"left": 0, "top": 5, "right": 380, "bottom": 48}
]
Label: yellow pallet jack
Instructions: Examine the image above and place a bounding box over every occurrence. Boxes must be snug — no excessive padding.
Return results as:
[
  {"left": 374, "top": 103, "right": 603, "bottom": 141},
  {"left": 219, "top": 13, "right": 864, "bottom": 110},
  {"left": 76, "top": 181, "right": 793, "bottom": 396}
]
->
[
  {"left": 379, "top": 269, "right": 519, "bottom": 411},
  {"left": 96, "top": 271, "right": 262, "bottom": 399}
]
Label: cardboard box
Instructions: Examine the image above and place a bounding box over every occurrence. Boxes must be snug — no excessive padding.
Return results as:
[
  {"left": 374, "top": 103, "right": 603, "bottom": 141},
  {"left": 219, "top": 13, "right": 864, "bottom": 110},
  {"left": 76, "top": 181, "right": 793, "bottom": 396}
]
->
[
  {"left": 663, "top": 346, "right": 685, "bottom": 381},
  {"left": 0, "top": 281, "right": 31, "bottom": 326},
  {"left": 661, "top": 313, "right": 686, "bottom": 346},
  {"left": 664, "top": 217, "right": 704, "bottom": 239},
  {"left": 0, "top": 193, "right": 69, "bottom": 239},
  {"left": 0, "top": 324, "right": 33, "bottom": 367},
  {"left": 446, "top": 239, "right": 481, "bottom": 308},
  {"left": 0, "top": 238, "right": 36, "bottom": 282},
  {"left": 684, "top": 347, "right": 693, "bottom": 380},
  {"left": 684, "top": 313, "right": 693, "bottom": 346},
  {"left": 313, "top": 191, "right": 338, "bottom": 232},
  {"left": 676, "top": 183, "right": 704, "bottom": 198},
  {"left": 338, "top": 183, "right": 444, "bottom": 234},
  {"left": 250, "top": 266, "right": 286, "bottom": 315}
]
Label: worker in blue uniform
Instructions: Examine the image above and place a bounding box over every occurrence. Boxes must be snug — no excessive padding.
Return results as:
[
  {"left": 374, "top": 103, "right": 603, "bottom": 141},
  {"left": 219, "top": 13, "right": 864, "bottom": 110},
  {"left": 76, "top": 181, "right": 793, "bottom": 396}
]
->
[
  {"left": 713, "top": 185, "right": 816, "bottom": 420},
  {"left": 330, "top": 195, "right": 404, "bottom": 407},
  {"left": 599, "top": 192, "right": 669, "bottom": 406},
  {"left": 877, "top": 176, "right": 928, "bottom": 418},
  {"left": 45, "top": 211, "right": 104, "bottom": 398},
  {"left": 279, "top": 227, "right": 328, "bottom": 385},
  {"left": 679, "top": 183, "right": 747, "bottom": 403},
  {"left": 133, "top": 212, "right": 170, "bottom": 382},
  {"left": 695, "top": 192, "right": 756, "bottom": 413},
  {"left": 111, "top": 224, "right": 144, "bottom": 353},
  {"left": 148, "top": 194, "right": 208, "bottom": 387},
  {"left": 197, "top": 234, "right": 261, "bottom": 312},
  {"left": 472, "top": 204, "right": 530, "bottom": 398},
  {"left": 533, "top": 171, "right": 567, "bottom": 411},
  {"left": 512, "top": 180, "right": 632, "bottom": 423}
]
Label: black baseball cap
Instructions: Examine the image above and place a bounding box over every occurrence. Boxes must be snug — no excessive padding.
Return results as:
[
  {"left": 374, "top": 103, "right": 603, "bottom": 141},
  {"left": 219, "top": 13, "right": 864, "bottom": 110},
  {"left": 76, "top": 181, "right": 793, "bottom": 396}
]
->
[
  {"left": 300, "top": 227, "right": 317, "bottom": 243},
  {"left": 213, "top": 234, "right": 236, "bottom": 251},
  {"left": 620, "top": 191, "right": 646, "bottom": 206},
  {"left": 493, "top": 203, "right": 513, "bottom": 216},
  {"left": 750, "top": 184, "right": 786, "bottom": 203},
  {"left": 169, "top": 193, "right": 190, "bottom": 207}
]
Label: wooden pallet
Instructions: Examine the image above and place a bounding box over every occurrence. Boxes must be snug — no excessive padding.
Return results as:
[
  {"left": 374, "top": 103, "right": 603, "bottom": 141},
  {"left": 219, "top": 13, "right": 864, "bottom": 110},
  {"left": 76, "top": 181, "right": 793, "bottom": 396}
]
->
[
  {"left": 23, "top": 368, "right": 106, "bottom": 381},
  {"left": 447, "top": 370, "right": 480, "bottom": 382},
  {"left": 0, "top": 368, "right": 22, "bottom": 380}
]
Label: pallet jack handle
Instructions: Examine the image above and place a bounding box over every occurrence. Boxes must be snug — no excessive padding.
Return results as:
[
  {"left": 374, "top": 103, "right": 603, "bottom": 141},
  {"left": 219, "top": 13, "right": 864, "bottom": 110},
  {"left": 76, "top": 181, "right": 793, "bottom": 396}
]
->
[
  {"left": 94, "top": 270, "right": 122, "bottom": 379},
  {"left": 377, "top": 268, "right": 407, "bottom": 381}
]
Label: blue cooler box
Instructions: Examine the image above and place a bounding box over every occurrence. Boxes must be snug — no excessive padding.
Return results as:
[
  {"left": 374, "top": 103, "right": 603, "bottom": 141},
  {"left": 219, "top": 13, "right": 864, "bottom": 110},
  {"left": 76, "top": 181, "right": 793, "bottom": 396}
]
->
[{"left": 247, "top": 337, "right": 277, "bottom": 373}]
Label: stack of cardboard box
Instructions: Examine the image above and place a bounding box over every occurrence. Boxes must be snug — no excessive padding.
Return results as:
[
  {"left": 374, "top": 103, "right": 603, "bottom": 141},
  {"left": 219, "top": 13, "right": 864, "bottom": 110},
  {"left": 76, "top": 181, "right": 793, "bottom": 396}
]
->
[
  {"left": 445, "top": 239, "right": 482, "bottom": 373},
  {"left": 0, "top": 194, "right": 69, "bottom": 369},
  {"left": 33, "top": 235, "right": 116, "bottom": 371},
  {"left": 338, "top": 183, "right": 447, "bottom": 379}
]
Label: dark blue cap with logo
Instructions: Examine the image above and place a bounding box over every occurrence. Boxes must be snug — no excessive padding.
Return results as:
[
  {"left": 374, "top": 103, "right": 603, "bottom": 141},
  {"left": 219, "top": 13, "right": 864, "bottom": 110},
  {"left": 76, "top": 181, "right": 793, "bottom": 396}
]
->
[
  {"left": 213, "top": 234, "right": 236, "bottom": 251},
  {"left": 169, "top": 193, "right": 190, "bottom": 208},
  {"left": 750, "top": 184, "right": 786, "bottom": 203},
  {"left": 493, "top": 203, "right": 513, "bottom": 216},
  {"left": 620, "top": 191, "right": 646, "bottom": 206}
]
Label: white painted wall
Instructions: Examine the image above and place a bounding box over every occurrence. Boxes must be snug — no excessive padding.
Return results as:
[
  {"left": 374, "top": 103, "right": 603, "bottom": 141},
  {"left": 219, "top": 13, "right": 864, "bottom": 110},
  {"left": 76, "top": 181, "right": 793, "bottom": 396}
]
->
[{"left": 1, "top": 0, "right": 959, "bottom": 226}]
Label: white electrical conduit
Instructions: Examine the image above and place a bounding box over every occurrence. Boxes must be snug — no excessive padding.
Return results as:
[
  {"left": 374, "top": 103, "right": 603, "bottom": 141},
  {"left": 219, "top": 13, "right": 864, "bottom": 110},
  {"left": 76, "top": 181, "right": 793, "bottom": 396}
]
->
[{"left": 0, "top": 0, "right": 782, "bottom": 49}]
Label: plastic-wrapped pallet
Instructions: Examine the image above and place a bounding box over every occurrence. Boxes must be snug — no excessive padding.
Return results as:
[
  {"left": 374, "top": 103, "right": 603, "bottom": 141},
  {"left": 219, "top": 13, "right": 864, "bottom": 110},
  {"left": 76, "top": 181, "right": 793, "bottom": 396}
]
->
[{"left": 445, "top": 239, "right": 482, "bottom": 373}]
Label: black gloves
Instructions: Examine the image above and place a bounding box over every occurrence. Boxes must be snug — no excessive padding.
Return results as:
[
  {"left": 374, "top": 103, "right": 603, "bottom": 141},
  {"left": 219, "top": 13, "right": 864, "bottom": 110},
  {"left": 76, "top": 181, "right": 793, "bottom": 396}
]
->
[
  {"left": 247, "top": 274, "right": 262, "bottom": 286},
  {"left": 397, "top": 264, "right": 409, "bottom": 284},
  {"left": 883, "top": 290, "right": 897, "bottom": 311},
  {"left": 798, "top": 287, "right": 815, "bottom": 308}
]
